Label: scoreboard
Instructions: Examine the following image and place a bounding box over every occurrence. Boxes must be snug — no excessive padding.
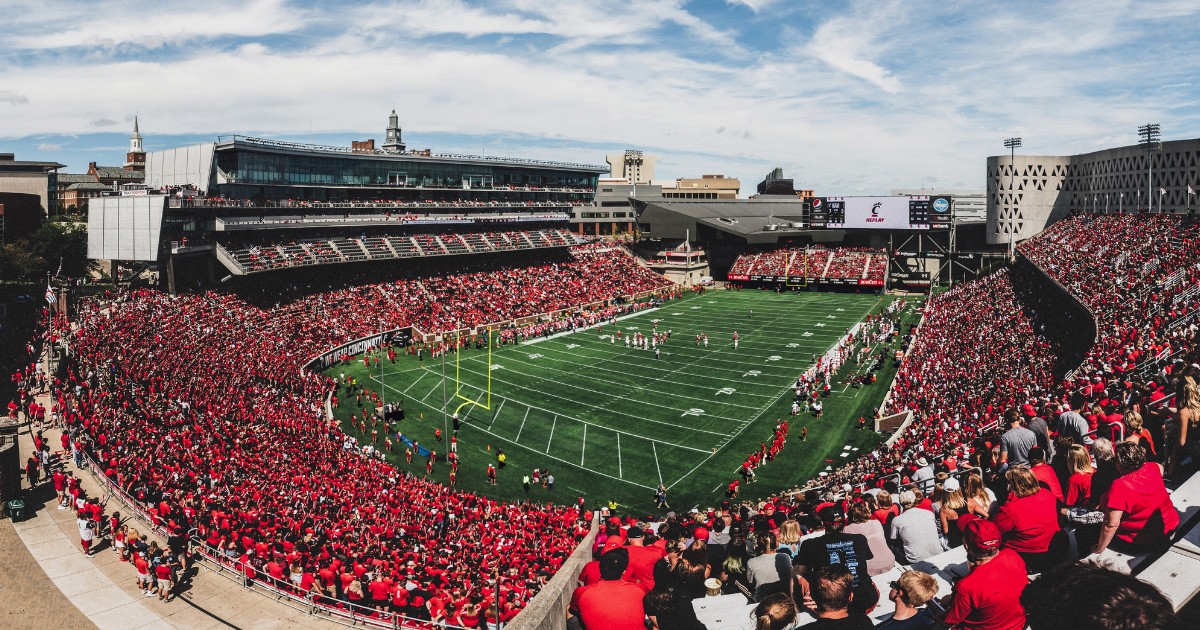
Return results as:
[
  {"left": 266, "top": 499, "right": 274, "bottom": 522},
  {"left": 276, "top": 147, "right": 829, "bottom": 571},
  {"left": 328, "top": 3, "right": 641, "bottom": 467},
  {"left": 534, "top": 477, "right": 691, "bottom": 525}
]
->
[{"left": 810, "top": 195, "right": 952, "bottom": 230}]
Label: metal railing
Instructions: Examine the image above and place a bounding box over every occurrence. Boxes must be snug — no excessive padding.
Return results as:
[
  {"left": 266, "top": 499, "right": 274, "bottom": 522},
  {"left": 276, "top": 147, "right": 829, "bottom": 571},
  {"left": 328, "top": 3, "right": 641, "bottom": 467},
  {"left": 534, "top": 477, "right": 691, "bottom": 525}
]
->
[
  {"left": 188, "top": 536, "right": 470, "bottom": 630},
  {"left": 68, "top": 441, "right": 470, "bottom": 630}
]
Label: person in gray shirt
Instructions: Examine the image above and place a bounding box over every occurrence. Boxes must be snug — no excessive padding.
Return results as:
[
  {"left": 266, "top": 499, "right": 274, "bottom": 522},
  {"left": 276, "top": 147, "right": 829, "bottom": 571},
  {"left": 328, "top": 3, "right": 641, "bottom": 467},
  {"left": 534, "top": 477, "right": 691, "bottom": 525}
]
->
[
  {"left": 1056, "top": 406, "right": 1093, "bottom": 446},
  {"left": 1024, "top": 404, "right": 1055, "bottom": 463},
  {"left": 889, "top": 490, "right": 944, "bottom": 563},
  {"left": 1000, "top": 409, "right": 1038, "bottom": 468}
]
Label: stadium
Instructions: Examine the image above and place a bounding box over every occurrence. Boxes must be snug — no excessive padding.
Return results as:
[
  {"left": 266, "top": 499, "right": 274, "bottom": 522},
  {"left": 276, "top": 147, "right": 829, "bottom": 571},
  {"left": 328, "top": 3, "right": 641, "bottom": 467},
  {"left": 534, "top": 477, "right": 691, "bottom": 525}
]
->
[{"left": 8, "top": 117, "right": 1200, "bottom": 630}]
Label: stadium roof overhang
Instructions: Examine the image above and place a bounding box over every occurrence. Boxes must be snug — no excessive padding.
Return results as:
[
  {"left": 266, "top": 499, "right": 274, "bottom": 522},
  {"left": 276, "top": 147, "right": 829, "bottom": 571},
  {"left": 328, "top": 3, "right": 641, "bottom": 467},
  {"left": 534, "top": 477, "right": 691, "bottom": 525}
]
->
[
  {"left": 214, "top": 137, "right": 608, "bottom": 174},
  {"left": 637, "top": 199, "right": 840, "bottom": 245}
]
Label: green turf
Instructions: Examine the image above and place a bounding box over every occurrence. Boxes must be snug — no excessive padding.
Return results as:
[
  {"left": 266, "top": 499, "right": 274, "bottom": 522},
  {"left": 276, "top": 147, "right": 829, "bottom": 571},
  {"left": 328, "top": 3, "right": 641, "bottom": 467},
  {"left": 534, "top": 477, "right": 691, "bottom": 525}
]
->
[{"left": 329, "top": 289, "right": 921, "bottom": 514}]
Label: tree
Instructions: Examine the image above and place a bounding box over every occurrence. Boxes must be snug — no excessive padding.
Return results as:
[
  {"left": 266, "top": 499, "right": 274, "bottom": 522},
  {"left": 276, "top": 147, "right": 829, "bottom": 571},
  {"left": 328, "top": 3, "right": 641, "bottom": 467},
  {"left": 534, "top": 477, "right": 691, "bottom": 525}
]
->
[{"left": 0, "top": 222, "right": 93, "bottom": 281}]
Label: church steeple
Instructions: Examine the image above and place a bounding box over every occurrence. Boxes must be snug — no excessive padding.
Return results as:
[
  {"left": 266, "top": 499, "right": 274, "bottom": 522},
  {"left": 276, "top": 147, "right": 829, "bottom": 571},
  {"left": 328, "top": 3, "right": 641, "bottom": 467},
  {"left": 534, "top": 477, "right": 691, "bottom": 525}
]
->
[
  {"left": 382, "top": 108, "right": 405, "bottom": 153},
  {"left": 125, "top": 115, "right": 146, "bottom": 171}
]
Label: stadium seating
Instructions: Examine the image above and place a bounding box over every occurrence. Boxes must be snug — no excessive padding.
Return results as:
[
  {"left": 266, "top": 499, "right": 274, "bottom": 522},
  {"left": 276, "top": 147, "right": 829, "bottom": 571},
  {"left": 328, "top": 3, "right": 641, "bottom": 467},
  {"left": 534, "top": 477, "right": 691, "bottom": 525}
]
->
[
  {"left": 40, "top": 244, "right": 672, "bottom": 627},
  {"left": 727, "top": 246, "right": 885, "bottom": 281},
  {"left": 32, "top": 212, "right": 1200, "bottom": 627},
  {"left": 217, "top": 228, "right": 583, "bottom": 275}
]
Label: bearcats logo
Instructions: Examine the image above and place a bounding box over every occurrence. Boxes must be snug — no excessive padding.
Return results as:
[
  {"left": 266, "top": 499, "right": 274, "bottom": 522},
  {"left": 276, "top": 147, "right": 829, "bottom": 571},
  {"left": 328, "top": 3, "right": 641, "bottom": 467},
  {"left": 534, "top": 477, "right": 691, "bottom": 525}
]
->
[{"left": 866, "top": 201, "right": 885, "bottom": 222}]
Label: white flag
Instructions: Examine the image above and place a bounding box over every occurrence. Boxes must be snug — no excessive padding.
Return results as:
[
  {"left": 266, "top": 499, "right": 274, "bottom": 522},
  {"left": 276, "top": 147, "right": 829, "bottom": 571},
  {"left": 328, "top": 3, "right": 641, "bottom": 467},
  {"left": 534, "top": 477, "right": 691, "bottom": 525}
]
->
[
  {"left": 1160, "top": 187, "right": 1167, "bottom": 196},
  {"left": 1189, "top": 185, "right": 1195, "bottom": 195}
]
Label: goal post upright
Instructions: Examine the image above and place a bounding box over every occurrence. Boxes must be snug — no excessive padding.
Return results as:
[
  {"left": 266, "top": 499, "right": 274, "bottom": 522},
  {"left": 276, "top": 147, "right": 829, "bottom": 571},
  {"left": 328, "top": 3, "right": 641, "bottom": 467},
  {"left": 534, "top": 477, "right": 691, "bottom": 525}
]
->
[{"left": 452, "top": 327, "right": 492, "bottom": 417}]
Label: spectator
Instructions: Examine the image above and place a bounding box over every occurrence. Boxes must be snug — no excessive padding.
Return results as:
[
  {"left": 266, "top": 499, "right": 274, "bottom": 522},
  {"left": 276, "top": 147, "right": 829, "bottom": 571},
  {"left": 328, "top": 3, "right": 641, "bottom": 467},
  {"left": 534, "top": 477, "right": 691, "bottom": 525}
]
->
[
  {"left": 942, "top": 519, "right": 1029, "bottom": 630},
  {"left": 1062, "top": 444, "right": 1094, "bottom": 509},
  {"left": 843, "top": 502, "right": 895, "bottom": 576},
  {"left": 747, "top": 532, "right": 789, "bottom": 601},
  {"left": 803, "top": 565, "right": 873, "bottom": 630},
  {"left": 1168, "top": 374, "right": 1200, "bottom": 479},
  {"left": 992, "top": 467, "right": 1062, "bottom": 574},
  {"left": 1092, "top": 442, "right": 1179, "bottom": 555},
  {"left": 794, "top": 505, "right": 878, "bottom": 615},
  {"left": 1124, "top": 411, "right": 1156, "bottom": 458},
  {"left": 938, "top": 482, "right": 969, "bottom": 549},
  {"left": 1028, "top": 447, "right": 1064, "bottom": 504},
  {"left": 961, "top": 474, "right": 996, "bottom": 518},
  {"left": 751, "top": 592, "right": 798, "bottom": 630},
  {"left": 1056, "top": 396, "right": 1094, "bottom": 446},
  {"left": 1020, "top": 563, "right": 1182, "bottom": 630},
  {"left": 877, "top": 570, "right": 939, "bottom": 630},
  {"left": 889, "top": 491, "right": 943, "bottom": 564},
  {"left": 575, "top": 548, "right": 646, "bottom": 630},
  {"left": 1000, "top": 410, "right": 1038, "bottom": 469}
]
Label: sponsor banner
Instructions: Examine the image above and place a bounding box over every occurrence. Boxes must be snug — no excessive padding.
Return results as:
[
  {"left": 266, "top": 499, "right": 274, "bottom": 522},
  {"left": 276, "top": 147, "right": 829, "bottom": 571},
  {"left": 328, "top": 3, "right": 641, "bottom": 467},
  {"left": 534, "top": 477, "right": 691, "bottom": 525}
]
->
[
  {"left": 727, "top": 273, "right": 749, "bottom": 281},
  {"left": 306, "top": 328, "right": 412, "bottom": 371},
  {"left": 889, "top": 271, "right": 931, "bottom": 281},
  {"left": 952, "top": 252, "right": 980, "bottom": 261},
  {"left": 921, "top": 251, "right": 948, "bottom": 260},
  {"left": 859, "top": 278, "right": 885, "bottom": 287}
]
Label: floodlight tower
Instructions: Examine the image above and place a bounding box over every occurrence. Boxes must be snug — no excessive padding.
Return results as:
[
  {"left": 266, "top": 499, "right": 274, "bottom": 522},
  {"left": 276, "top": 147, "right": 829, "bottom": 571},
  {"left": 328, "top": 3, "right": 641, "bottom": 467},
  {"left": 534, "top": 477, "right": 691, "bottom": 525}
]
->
[
  {"left": 1138, "top": 123, "right": 1161, "bottom": 212},
  {"left": 1003, "top": 137, "right": 1022, "bottom": 259}
]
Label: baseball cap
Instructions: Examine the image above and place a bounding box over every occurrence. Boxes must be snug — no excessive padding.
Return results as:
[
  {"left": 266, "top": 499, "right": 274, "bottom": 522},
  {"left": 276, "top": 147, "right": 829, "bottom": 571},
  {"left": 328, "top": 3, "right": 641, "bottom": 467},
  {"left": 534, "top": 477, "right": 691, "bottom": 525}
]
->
[
  {"left": 961, "top": 519, "right": 1002, "bottom": 551},
  {"left": 943, "top": 477, "right": 960, "bottom": 492},
  {"left": 1022, "top": 403, "right": 1037, "bottom": 418},
  {"left": 626, "top": 526, "right": 644, "bottom": 539},
  {"left": 693, "top": 527, "right": 710, "bottom": 541}
]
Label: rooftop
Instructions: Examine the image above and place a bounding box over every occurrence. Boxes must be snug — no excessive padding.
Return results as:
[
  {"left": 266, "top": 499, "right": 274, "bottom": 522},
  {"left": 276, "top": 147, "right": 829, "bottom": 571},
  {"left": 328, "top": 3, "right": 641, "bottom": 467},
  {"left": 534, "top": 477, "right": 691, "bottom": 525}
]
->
[{"left": 216, "top": 135, "right": 609, "bottom": 173}]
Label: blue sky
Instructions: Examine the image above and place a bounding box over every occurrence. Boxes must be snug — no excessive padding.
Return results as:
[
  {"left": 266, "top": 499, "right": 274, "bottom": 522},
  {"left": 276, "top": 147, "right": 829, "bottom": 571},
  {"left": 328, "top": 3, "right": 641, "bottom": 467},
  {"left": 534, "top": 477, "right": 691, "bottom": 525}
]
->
[{"left": 2, "top": 0, "right": 1199, "bottom": 194}]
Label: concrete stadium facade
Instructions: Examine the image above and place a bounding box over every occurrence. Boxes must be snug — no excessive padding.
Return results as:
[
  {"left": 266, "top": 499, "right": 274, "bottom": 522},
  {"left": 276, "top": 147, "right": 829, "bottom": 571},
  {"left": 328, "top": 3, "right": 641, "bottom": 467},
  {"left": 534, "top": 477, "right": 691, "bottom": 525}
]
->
[{"left": 987, "top": 138, "right": 1200, "bottom": 246}]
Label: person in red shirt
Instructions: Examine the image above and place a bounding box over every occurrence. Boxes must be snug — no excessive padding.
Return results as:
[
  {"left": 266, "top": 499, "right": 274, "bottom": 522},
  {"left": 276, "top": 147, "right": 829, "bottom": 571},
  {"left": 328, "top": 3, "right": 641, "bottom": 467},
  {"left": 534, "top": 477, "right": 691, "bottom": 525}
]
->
[
  {"left": 622, "top": 527, "right": 665, "bottom": 588},
  {"left": 573, "top": 548, "right": 646, "bottom": 630},
  {"left": 942, "top": 518, "right": 1029, "bottom": 630},
  {"left": 1027, "top": 448, "right": 1063, "bottom": 504},
  {"left": 991, "top": 467, "right": 1060, "bottom": 574},
  {"left": 1093, "top": 442, "right": 1179, "bottom": 554},
  {"left": 155, "top": 562, "right": 174, "bottom": 602}
]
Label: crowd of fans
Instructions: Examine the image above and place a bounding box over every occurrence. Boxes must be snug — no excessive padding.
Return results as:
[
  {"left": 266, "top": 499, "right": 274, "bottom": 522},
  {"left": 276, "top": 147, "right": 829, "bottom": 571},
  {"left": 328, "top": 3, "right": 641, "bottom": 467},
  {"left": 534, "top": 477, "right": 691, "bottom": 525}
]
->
[
  {"left": 16, "top": 213, "right": 1200, "bottom": 628},
  {"left": 22, "top": 245, "right": 673, "bottom": 627},
  {"left": 728, "top": 246, "right": 887, "bottom": 281},
  {"left": 565, "top": 215, "right": 1197, "bottom": 630}
]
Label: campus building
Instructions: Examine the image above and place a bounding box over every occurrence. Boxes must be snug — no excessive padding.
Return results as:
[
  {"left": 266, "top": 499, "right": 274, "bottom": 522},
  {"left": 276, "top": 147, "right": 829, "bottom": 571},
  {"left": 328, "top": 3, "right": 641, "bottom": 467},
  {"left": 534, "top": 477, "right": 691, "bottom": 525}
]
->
[
  {"left": 88, "top": 111, "right": 608, "bottom": 291},
  {"left": 987, "top": 137, "right": 1200, "bottom": 246}
]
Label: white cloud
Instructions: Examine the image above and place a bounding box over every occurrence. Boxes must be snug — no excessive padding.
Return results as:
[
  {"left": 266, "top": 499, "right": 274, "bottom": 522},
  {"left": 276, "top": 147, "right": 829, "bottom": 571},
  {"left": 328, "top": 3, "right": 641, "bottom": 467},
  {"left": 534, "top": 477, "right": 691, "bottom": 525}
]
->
[
  {"left": 725, "top": 0, "right": 782, "bottom": 12},
  {"left": 0, "top": 90, "right": 29, "bottom": 105},
  {"left": 1, "top": 1, "right": 1200, "bottom": 195},
  {"left": 7, "top": 0, "right": 307, "bottom": 51},
  {"left": 37, "top": 143, "right": 62, "bottom": 151},
  {"left": 804, "top": 4, "right": 903, "bottom": 94}
]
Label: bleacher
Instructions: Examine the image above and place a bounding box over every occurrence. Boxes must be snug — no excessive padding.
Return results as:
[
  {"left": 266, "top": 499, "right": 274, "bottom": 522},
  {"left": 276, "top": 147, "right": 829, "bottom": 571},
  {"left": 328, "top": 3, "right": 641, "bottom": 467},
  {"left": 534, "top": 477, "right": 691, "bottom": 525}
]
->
[
  {"left": 216, "top": 228, "right": 583, "bottom": 275},
  {"left": 726, "top": 246, "right": 885, "bottom": 282}
]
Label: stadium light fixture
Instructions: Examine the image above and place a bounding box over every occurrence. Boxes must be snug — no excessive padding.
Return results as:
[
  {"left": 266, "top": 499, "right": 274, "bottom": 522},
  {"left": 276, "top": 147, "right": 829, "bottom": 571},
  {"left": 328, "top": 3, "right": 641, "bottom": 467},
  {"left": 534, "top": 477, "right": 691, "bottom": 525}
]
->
[
  {"left": 1138, "top": 123, "right": 1161, "bottom": 213},
  {"left": 1003, "top": 137, "right": 1022, "bottom": 259}
]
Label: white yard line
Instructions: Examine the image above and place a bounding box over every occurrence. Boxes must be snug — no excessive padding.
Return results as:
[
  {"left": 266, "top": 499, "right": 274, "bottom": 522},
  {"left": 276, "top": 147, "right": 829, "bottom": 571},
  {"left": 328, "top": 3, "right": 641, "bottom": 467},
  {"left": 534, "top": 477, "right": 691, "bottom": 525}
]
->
[
  {"left": 489, "top": 399, "right": 505, "bottom": 428},
  {"left": 617, "top": 432, "right": 623, "bottom": 478},
  {"left": 652, "top": 442, "right": 664, "bottom": 485},
  {"left": 546, "top": 415, "right": 557, "bottom": 453},
  {"left": 515, "top": 406, "right": 531, "bottom": 441},
  {"left": 581, "top": 424, "right": 587, "bottom": 466}
]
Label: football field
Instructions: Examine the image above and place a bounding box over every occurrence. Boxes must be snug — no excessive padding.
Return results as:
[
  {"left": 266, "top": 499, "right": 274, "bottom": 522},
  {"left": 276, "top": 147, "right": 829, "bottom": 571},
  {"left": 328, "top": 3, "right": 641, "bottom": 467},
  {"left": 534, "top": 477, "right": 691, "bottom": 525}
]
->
[{"left": 331, "top": 289, "right": 910, "bottom": 512}]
